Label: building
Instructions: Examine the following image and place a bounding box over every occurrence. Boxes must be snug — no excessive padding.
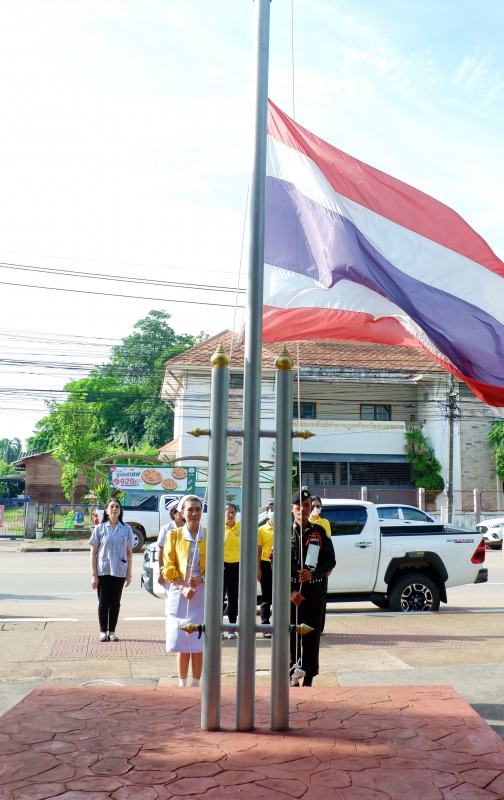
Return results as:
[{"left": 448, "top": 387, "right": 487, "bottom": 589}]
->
[
  {"left": 13, "top": 451, "right": 88, "bottom": 504},
  {"left": 160, "top": 331, "right": 502, "bottom": 512}
]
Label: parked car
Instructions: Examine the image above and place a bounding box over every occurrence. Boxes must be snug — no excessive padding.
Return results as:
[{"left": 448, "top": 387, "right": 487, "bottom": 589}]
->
[
  {"left": 475, "top": 517, "right": 504, "bottom": 550},
  {"left": 375, "top": 504, "right": 436, "bottom": 525},
  {"left": 141, "top": 499, "right": 487, "bottom": 612}
]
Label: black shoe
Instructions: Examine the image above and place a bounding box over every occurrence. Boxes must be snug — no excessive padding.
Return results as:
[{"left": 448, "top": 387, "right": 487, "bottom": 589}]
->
[{"left": 302, "top": 676, "right": 313, "bottom": 687}]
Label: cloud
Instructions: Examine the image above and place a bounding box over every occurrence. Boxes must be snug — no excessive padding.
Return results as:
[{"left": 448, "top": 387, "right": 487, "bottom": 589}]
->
[{"left": 454, "top": 49, "right": 504, "bottom": 104}]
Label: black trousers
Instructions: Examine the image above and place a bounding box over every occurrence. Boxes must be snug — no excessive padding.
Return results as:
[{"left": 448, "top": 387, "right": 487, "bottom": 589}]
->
[
  {"left": 97, "top": 574, "right": 125, "bottom": 633},
  {"left": 259, "top": 560, "right": 272, "bottom": 624},
  {"left": 290, "top": 582, "right": 325, "bottom": 681},
  {"left": 223, "top": 562, "right": 240, "bottom": 624}
]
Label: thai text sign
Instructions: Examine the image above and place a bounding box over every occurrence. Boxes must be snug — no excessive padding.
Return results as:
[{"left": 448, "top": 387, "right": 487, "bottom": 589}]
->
[{"left": 109, "top": 465, "right": 196, "bottom": 493}]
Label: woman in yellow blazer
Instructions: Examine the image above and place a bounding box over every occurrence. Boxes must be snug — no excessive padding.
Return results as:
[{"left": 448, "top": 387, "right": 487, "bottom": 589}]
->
[{"left": 162, "top": 495, "right": 206, "bottom": 687}]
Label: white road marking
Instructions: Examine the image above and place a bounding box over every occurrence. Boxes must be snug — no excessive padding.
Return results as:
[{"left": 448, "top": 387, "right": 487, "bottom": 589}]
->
[{"left": 0, "top": 617, "right": 78, "bottom": 622}]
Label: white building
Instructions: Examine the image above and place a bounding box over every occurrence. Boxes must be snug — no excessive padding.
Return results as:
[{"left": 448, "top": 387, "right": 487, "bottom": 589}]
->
[{"left": 160, "top": 331, "right": 502, "bottom": 513}]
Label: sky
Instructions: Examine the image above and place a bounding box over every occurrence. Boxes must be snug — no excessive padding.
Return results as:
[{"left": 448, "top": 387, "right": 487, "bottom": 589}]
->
[{"left": 0, "top": 0, "right": 502, "bottom": 446}]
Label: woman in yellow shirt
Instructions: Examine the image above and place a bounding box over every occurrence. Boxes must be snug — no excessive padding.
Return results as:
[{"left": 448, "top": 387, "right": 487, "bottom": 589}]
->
[
  {"left": 257, "top": 501, "right": 274, "bottom": 638},
  {"left": 309, "top": 496, "right": 332, "bottom": 634},
  {"left": 309, "top": 496, "right": 331, "bottom": 537},
  {"left": 162, "top": 495, "right": 206, "bottom": 686},
  {"left": 223, "top": 503, "right": 240, "bottom": 639}
]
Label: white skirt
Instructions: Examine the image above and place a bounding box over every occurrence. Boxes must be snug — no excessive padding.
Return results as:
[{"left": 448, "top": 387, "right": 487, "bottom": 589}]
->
[{"left": 165, "top": 581, "right": 205, "bottom": 654}]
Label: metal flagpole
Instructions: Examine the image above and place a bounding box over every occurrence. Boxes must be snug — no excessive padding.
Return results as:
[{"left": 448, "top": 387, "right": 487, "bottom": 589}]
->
[
  {"left": 201, "top": 344, "right": 230, "bottom": 730},
  {"left": 271, "top": 347, "right": 294, "bottom": 730},
  {"left": 236, "top": 0, "right": 271, "bottom": 731}
]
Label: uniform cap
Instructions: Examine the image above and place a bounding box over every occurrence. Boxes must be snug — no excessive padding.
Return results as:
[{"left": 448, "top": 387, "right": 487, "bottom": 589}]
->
[
  {"left": 177, "top": 494, "right": 202, "bottom": 512},
  {"left": 166, "top": 499, "right": 179, "bottom": 514},
  {"left": 292, "top": 488, "right": 311, "bottom": 504},
  {"left": 177, "top": 495, "right": 190, "bottom": 512}
]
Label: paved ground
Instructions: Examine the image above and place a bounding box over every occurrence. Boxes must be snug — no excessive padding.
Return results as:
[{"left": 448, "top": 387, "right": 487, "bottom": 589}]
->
[
  {"left": 1, "top": 685, "right": 504, "bottom": 799},
  {"left": 1, "top": 537, "right": 503, "bottom": 797}
]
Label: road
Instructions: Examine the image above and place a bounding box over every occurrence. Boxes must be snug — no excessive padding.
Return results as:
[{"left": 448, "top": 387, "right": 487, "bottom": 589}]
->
[
  {"left": 0, "top": 547, "right": 503, "bottom": 738},
  {"left": 1, "top": 548, "right": 503, "bottom": 619}
]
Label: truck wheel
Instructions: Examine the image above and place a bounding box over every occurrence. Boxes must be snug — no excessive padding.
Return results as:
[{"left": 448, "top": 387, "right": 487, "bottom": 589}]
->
[
  {"left": 389, "top": 573, "right": 440, "bottom": 612},
  {"left": 131, "top": 527, "right": 145, "bottom": 553}
]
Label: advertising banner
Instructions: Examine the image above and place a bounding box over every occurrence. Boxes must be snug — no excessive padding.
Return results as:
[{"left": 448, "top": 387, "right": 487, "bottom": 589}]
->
[{"left": 109, "top": 465, "right": 196, "bottom": 493}]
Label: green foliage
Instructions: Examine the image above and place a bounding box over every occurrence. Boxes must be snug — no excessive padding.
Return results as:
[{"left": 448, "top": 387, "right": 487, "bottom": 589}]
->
[
  {"left": 47, "top": 399, "right": 104, "bottom": 502},
  {"left": 0, "top": 437, "right": 22, "bottom": 463},
  {"left": 0, "top": 459, "right": 24, "bottom": 497},
  {"left": 26, "top": 311, "right": 206, "bottom": 499},
  {"left": 488, "top": 420, "right": 504, "bottom": 480},
  {"left": 404, "top": 427, "right": 444, "bottom": 491}
]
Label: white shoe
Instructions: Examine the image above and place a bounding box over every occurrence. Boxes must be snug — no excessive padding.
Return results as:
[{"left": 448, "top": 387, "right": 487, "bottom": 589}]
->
[
  {"left": 99, "top": 633, "right": 109, "bottom": 643},
  {"left": 109, "top": 633, "right": 119, "bottom": 642},
  {"left": 227, "top": 631, "right": 237, "bottom": 640}
]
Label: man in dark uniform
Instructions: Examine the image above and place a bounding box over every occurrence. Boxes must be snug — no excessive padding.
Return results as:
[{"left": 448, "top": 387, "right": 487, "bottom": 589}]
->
[{"left": 290, "top": 488, "right": 336, "bottom": 687}]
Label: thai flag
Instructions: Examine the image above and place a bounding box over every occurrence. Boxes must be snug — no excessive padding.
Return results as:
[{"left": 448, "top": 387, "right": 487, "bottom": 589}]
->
[{"left": 263, "top": 99, "right": 504, "bottom": 408}]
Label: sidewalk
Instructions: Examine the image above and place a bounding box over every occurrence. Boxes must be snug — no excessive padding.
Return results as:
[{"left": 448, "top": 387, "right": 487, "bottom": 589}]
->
[{"left": 0, "top": 535, "right": 90, "bottom": 553}]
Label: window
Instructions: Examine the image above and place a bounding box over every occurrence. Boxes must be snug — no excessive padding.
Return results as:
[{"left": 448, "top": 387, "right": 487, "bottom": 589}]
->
[
  {"left": 324, "top": 506, "right": 368, "bottom": 536},
  {"left": 293, "top": 401, "right": 316, "bottom": 419},
  {"left": 229, "top": 374, "right": 244, "bottom": 389},
  {"left": 360, "top": 404, "right": 391, "bottom": 421},
  {"left": 377, "top": 506, "right": 400, "bottom": 520},
  {"left": 402, "top": 507, "right": 431, "bottom": 522},
  {"left": 123, "top": 494, "right": 159, "bottom": 511}
]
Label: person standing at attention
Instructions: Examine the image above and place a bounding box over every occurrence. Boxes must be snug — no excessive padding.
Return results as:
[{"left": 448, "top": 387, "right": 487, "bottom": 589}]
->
[
  {"left": 309, "top": 496, "right": 332, "bottom": 538},
  {"left": 223, "top": 502, "right": 240, "bottom": 640},
  {"left": 156, "top": 498, "right": 184, "bottom": 586},
  {"left": 89, "top": 499, "right": 134, "bottom": 643},
  {"left": 257, "top": 501, "right": 274, "bottom": 638},
  {"left": 162, "top": 495, "right": 206, "bottom": 687},
  {"left": 309, "top": 495, "right": 333, "bottom": 634},
  {"left": 290, "top": 489, "right": 336, "bottom": 686}
]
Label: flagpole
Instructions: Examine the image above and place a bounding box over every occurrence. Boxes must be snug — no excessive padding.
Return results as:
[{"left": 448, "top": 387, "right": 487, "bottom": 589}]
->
[{"left": 236, "top": 0, "right": 271, "bottom": 731}]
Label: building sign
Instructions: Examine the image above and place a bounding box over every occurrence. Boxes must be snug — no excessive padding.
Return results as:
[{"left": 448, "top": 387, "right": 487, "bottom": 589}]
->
[{"left": 109, "top": 465, "right": 196, "bottom": 493}]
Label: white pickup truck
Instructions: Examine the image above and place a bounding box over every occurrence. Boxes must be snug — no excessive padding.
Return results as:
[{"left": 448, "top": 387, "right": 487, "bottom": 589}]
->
[
  {"left": 141, "top": 499, "right": 488, "bottom": 612},
  {"left": 117, "top": 493, "right": 208, "bottom": 552}
]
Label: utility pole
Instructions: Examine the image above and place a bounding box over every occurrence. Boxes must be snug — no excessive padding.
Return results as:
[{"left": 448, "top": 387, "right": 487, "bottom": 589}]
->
[{"left": 446, "top": 375, "right": 459, "bottom": 523}]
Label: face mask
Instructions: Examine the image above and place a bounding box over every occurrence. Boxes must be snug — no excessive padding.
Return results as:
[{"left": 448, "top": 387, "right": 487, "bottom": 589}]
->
[
  {"left": 267, "top": 511, "right": 274, "bottom": 522},
  {"left": 311, "top": 506, "right": 321, "bottom": 517}
]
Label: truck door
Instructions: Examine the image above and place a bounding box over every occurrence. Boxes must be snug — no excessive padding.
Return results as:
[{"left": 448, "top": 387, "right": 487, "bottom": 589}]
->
[{"left": 324, "top": 506, "right": 378, "bottom": 591}]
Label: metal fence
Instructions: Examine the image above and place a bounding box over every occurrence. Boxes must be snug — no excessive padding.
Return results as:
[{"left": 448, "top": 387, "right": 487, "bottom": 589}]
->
[
  {"left": 0, "top": 499, "right": 26, "bottom": 538},
  {"left": 51, "top": 504, "right": 96, "bottom": 531}
]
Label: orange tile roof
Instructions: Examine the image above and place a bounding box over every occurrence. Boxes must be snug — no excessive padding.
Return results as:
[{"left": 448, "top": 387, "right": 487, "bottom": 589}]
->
[{"left": 164, "top": 330, "right": 444, "bottom": 373}]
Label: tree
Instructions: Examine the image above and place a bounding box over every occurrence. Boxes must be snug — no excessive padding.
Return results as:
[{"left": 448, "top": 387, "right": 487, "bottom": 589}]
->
[
  {"left": 404, "top": 427, "right": 444, "bottom": 490},
  {"left": 46, "top": 399, "right": 104, "bottom": 502},
  {"left": 26, "top": 311, "right": 207, "bottom": 499},
  {"left": 0, "top": 437, "right": 22, "bottom": 463},
  {"left": 488, "top": 420, "right": 504, "bottom": 481},
  {"left": 0, "top": 460, "right": 24, "bottom": 498}
]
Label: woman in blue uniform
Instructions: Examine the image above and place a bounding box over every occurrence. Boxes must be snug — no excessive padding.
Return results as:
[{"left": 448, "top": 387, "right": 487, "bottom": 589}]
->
[{"left": 89, "top": 498, "right": 134, "bottom": 642}]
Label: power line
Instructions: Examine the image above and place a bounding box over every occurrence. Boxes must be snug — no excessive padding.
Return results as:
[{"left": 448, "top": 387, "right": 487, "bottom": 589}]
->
[
  {"left": 0, "top": 279, "right": 245, "bottom": 308},
  {"left": 0, "top": 261, "right": 246, "bottom": 294}
]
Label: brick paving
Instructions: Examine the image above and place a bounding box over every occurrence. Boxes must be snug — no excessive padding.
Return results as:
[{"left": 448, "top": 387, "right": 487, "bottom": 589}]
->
[
  {"left": 46, "top": 630, "right": 468, "bottom": 662},
  {"left": 48, "top": 634, "right": 167, "bottom": 660},
  {"left": 1, "top": 685, "right": 504, "bottom": 799}
]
